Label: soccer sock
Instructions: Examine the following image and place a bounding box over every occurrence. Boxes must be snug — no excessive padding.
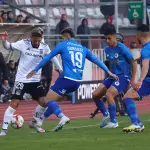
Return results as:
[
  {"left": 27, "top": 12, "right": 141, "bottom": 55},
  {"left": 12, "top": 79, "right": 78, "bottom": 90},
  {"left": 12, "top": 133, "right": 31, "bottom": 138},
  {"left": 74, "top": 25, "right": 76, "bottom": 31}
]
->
[
  {"left": 41, "top": 100, "right": 64, "bottom": 120},
  {"left": 108, "top": 104, "right": 117, "bottom": 123},
  {"left": 33, "top": 105, "right": 46, "bottom": 118},
  {"left": 94, "top": 100, "right": 108, "bottom": 117},
  {"left": 124, "top": 98, "right": 138, "bottom": 125},
  {"left": 2, "top": 106, "right": 16, "bottom": 130}
]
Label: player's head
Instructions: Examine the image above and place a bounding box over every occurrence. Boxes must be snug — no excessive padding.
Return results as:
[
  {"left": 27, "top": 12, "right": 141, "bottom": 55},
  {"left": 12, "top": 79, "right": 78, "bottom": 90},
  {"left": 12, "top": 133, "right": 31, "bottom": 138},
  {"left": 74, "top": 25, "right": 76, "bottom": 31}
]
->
[
  {"left": 31, "top": 27, "right": 43, "bottom": 48},
  {"left": 60, "top": 27, "right": 75, "bottom": 40},
  {"left": 136, "top": 24, "right": 150, "bottom": 45},
  {"left": 116, "top": 33, "right": 125, "bottom": 44},
  {"left": 104, "top": 24, "right": 117, "bottom": 47}
]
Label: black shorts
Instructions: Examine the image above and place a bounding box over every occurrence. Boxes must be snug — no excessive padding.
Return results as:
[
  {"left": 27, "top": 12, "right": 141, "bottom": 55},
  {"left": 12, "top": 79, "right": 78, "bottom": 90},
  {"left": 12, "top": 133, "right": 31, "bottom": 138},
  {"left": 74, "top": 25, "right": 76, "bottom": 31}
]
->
[{"left": 12, "top": 81, "right": 46, "bottom": 100}]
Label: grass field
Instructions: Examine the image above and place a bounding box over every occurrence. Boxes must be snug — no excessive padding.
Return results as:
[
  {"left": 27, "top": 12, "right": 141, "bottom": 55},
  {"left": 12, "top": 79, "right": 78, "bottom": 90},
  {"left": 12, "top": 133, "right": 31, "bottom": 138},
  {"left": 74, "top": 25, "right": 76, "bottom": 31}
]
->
[{"left": 1, "top": 114, "right": 150, "bottom": 150}]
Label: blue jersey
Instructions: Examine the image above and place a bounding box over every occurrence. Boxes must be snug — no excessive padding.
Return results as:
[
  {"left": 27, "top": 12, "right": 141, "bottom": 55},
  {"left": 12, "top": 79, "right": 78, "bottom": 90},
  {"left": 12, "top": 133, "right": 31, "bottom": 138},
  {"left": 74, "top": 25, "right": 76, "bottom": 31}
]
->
[
  {"left": 141, "top": 42, "right": 150, "bottom": 82},
  {"left": 34, "top": 39, "right": 109, "bottom": 81},
  {"left": 105, "top": 42, "right": 133, "bottom": 78}
]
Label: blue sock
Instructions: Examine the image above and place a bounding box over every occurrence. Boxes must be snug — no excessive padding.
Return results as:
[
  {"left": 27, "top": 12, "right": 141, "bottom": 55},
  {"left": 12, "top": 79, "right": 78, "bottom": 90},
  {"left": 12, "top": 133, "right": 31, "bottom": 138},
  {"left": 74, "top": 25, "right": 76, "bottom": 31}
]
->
[
  {"left": 94, "top": 100, "right": 108, "bottom": 117},
  {"left": 43, "top": 100, "right": 64, "bottom": 119},
  {"left": 124, "top": 98, "right": 138, "bottom": 125},
  {"left": 108, "top": 104, "right": 117, "bottom": 123}
]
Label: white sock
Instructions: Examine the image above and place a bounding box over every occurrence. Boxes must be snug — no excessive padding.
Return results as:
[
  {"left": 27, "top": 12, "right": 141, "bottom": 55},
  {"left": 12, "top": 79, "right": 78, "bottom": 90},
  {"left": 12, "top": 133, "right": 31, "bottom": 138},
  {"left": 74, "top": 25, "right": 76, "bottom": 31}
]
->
[
  {"left": 2, "top": 106, "right": 16, "bottom": 130},
  {"left": 33, "top": 105, "right": 46, "bottom": 118}
]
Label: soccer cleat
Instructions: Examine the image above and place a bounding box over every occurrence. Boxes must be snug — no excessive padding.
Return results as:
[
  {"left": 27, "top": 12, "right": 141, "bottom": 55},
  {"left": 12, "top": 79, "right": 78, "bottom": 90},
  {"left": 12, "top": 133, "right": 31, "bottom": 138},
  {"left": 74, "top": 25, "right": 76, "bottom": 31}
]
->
[
  {"left": 103, "top": 122, "right": 119, "bottom": 128},
  {"left": 53, "top": 116, "right": 70, "bottom": 132},
  {"left": 139, "top": 124, "right": 145, "bottom": 132},
  {"left": 99, "top": 115, "right": 110, "bottom": 128},
  {"left": 0, "top": 129, "right": 7, "bottom": 136},
  {"left": 29, "top": 117, "right": 45, "bottom": 133},
  {"left": 123, "top": 124, "right": 141, "bottom": 133}
]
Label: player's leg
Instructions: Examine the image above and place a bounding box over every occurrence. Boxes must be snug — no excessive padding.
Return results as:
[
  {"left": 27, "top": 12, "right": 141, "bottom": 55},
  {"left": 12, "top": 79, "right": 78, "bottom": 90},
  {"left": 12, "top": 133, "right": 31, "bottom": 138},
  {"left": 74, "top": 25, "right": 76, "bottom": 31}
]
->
[
  {"left": 103, "top": 76, "right": 129, "bottom": 128},
  {"left": 0, "top": 82, "right": 24, "bottom": 136},
  {"left": 34, "top": 78, "right": 80, "bottom": 132},
  {"left": 122, "top": 81, "right": 150, "bottom": 132},
  {"left": 92, "top": 78, "right": 114, "bottom": 127}
]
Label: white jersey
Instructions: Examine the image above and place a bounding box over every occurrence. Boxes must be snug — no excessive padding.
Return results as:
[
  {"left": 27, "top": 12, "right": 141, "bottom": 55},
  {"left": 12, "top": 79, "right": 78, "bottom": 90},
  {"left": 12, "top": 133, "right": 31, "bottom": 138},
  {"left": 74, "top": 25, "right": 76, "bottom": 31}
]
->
[{"left": 11, "top": 39, "right": 50, "bottom": 83}]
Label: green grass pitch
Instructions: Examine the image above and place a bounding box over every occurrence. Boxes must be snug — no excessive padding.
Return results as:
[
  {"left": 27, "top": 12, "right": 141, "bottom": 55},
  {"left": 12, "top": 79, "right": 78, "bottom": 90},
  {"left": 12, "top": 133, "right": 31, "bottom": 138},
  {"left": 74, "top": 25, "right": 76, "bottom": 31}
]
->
[{"left": 1, "top": 114, "right": 150, "bottom": 150}]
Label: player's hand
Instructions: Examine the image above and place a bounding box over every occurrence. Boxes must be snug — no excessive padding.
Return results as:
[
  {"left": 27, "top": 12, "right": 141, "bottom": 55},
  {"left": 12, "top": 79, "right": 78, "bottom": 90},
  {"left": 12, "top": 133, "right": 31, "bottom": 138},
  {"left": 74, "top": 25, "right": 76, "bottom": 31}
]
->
[
  {"left": 133, "top": 80, "right": 142, "bottom": 91},
  {"left": 108, "top": 71, "right": 118, "bottom": 81},
  {"left": 26, "top": 70, "right": 36, "bottom": 79},
  {"left": 0, "top": 31, "right": 8, "bottom": 40},
  {"left": 130, "top": 79, "right": 135, "bottom": 87},
  {"left": 3, "top": 80, "right": 8, "bottom": 86}
]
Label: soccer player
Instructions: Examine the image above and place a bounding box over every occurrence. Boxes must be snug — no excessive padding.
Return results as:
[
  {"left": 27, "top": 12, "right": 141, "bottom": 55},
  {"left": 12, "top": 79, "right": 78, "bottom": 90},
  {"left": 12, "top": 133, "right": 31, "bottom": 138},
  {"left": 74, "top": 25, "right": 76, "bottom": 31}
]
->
[
  {"left": 92, "top": 24, "right": 137, "bottom": 128},
  {"left": 122, "top": 24, "right": 149, "bottom": 133},
  {"left": 0, "top": 27, "right": 62, "bottom": 136},
  {"left": 26, "top": 27, "right": 118, "bottom": 132}
]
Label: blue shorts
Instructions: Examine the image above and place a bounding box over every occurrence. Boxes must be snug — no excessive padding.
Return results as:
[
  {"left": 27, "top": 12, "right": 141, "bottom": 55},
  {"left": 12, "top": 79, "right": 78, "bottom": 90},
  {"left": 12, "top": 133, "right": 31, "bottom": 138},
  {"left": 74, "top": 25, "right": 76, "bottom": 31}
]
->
[
  {"left": 103, "top": 75, "right": 130, "bottom": 94},
  {"left": 50, "top": 78, "right": 80, "bottom": 97},
  {"left": 137, "top": 80, "right": 150, "bottom": 100}
]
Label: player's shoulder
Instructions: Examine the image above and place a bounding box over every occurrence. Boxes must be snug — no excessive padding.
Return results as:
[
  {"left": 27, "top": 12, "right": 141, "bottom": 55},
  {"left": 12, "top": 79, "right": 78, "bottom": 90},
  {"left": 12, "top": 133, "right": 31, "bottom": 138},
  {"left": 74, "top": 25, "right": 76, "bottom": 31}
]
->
[
  {"left": 141, "top": 42, "right": 150, "bottom": 54},
  {"left": 104, "top": 46, "right": 110, "bottom": 52},
  {"left": 117, "top": 42, "right": 127, "bottom": 48},
  {"left": 23, "top": 39, "right": 31, "bottom": 45},
  {"left": 40, "top": 42, "right": 49, "bottom": 48}
]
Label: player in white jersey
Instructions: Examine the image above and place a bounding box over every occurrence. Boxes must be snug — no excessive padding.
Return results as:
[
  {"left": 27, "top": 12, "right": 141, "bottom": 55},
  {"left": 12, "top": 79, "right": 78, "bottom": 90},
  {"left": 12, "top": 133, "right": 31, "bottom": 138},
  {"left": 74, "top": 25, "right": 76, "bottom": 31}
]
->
[{"left": 0, "top": 27, "right": 62, "bottom": 136}]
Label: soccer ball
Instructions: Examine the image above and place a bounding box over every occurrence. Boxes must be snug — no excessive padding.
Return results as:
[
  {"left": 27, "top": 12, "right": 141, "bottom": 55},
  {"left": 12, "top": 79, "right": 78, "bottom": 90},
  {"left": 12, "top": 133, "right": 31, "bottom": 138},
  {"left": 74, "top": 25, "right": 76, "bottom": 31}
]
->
[{"left": 10, "top": 114, "right": 24, "bottom": 129}]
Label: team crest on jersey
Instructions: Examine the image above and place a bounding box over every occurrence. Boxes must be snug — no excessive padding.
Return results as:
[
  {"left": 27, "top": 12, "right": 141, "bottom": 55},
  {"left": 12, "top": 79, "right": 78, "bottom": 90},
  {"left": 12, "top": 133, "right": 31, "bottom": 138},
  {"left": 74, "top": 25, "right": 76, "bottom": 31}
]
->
[
  {"left": 114, "top": 53, "right": 119, "bottom": 58},
  {"left": 39, "top": 49, "right": 43, "bottom": 54},
  {"left": 26, "top": 48, "right": 30, "bottom": 51},
  {"left": 115, "top": 81, "right": 120, "bottom": 86}
]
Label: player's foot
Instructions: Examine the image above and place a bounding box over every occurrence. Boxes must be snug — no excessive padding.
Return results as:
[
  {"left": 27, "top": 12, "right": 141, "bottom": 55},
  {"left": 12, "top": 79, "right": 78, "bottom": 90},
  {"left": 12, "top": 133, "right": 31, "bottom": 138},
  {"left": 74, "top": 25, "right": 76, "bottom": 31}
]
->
[
  {"left": 29, "top": 117, "right": 45, "bottom": 133},
  {"left": 0, "top": 129, "right": 7, "bottom": 136},
  {"left": 53, "top": 116, "right": 70, "bottom": 132},
  {"left": 123, "top": 124, "right": 141, "bottom": 133},
  {"left": 99, "top": 114, "right": 110, "bottom": 128},
  {"left": 103, "top": 122, "right": 119, "bottom": 128},
  {"left": 139, "top": 123, "right": 145, "bottom": 132}
]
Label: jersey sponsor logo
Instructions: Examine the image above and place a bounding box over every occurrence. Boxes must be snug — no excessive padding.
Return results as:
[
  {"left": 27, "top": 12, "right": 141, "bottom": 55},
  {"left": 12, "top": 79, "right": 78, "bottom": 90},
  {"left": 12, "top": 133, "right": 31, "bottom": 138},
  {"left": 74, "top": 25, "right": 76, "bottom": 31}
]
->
[{"left": 25, "top": 52, "right": 43, "bottom": 58}]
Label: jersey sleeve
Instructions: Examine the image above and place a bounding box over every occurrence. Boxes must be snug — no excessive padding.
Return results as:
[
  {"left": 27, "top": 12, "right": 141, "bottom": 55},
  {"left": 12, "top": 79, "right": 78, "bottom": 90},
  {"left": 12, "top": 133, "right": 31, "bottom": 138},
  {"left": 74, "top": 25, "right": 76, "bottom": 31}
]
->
[
  {"left": 141, "top": 48, "right": 150, "bottom": 60},
  {"left": 86, "top": 48, "right": 109, "bottom": 73},
  {"left": 119, "top": 43, "right": 133, "bottom": 60},
  {"left": 44, "top": 45, "right": 51, "bottom": 56},
  {"left": 10, "top": 40, "right": 24, "bottom": 52},
  {"left": 34, "top": 42, "right": 62, "bottom": 72}
]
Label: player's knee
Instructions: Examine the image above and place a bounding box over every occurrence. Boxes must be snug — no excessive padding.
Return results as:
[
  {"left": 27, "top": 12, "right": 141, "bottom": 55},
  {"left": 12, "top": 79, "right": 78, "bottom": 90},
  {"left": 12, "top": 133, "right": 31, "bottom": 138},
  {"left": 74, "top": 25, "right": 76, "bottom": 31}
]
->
[{"left": 92, "top": 92, "right": 101, "bottom": 101}]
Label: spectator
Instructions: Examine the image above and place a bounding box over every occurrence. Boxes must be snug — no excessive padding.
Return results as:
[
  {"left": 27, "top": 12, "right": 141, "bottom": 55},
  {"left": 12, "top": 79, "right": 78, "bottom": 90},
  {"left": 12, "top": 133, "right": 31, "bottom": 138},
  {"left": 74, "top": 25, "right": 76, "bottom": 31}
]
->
[
  {"left": 56, "top": 14, "right": 70, "bottom": 34},
  {"left": 15, "top": 15, "right": 23, "bottom": 23},
  {"left": 77, "top": 18, "right": 91, "bottom": 48},
  {"left": 7, "top": 60, "right": 16, "bottom": 88},
  {"left": 0, "top": 52, "right": 8, "bottom": 102},
  {"left": 23, "top": 16, "right": 31, "bottom": 23},
  {"left": 1, "top": 12, "right": 7, "bottom": 23},
  {"left": 6, "top": 11, "right": 15, "bottom": 23}
]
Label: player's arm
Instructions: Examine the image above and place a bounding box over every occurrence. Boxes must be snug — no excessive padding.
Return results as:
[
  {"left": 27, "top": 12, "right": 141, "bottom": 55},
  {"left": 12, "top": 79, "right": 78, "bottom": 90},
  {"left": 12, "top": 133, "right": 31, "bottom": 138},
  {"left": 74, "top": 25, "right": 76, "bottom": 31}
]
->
[
  {"left": 86, "top": 49, "right": 118, "bottom": 80},
  {"left": 45, "top": 46, "right": 62, "bottom": 71},
  {"left": 121, "top": 44, "right": 137, "bottom": 84},
  {"left": 34, "top": 43, "right": 62, "bottom": 72},
  {"left": 0, "top": 32, "right": 22, "bottom": 51},
  {"left": 140, "top": 59, "right": 149, "bottom": 81}
]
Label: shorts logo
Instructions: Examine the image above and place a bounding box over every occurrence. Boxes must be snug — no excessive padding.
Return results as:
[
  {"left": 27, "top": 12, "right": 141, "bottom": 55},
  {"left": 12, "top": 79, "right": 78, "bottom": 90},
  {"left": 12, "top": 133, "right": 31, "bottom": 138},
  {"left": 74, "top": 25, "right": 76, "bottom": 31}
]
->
[
  {"left": 15, "top": 82, "right": 24, "bottom": 90},
  {"left": 114, "top": 53, "right": 119, "bottom": 58},
  {"left": 59, "top": 89, "right": 66, "bottom": 95},
  {"left": 115, "top": 81, "right": 120, "bottom": 86}
]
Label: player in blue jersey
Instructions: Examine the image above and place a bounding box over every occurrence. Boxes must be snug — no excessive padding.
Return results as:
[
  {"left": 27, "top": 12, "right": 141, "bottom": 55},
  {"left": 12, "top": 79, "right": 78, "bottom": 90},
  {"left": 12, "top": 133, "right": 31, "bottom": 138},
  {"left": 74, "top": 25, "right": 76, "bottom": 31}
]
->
[
  {"left": 122, "top": 24, "right": 150, "bottom": 133},
  {"left": 26, "top": 27, "right": 118, "bottom": 132},
  {"left": 92, "top": 24, "right": 137, "bottom": 128}
]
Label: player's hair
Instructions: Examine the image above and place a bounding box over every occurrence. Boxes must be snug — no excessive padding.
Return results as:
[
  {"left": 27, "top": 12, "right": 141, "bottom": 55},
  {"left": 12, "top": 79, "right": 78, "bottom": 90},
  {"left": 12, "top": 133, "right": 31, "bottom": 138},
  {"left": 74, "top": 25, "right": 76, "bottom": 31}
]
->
[
  {"left": 116, "top": 33, "right": 125, "bottom": 43},
  {"left": 104, "top": 24, "right": 116, "bottom": 35},
  {"left": 31, "top": 27, "right": 43, "bottom": 37},
  {"left": 60, "top": 27, "right": 75, "bottom": 38},
  {"left": 136, "top": 24, "right": 150, "bottom": 37}
]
